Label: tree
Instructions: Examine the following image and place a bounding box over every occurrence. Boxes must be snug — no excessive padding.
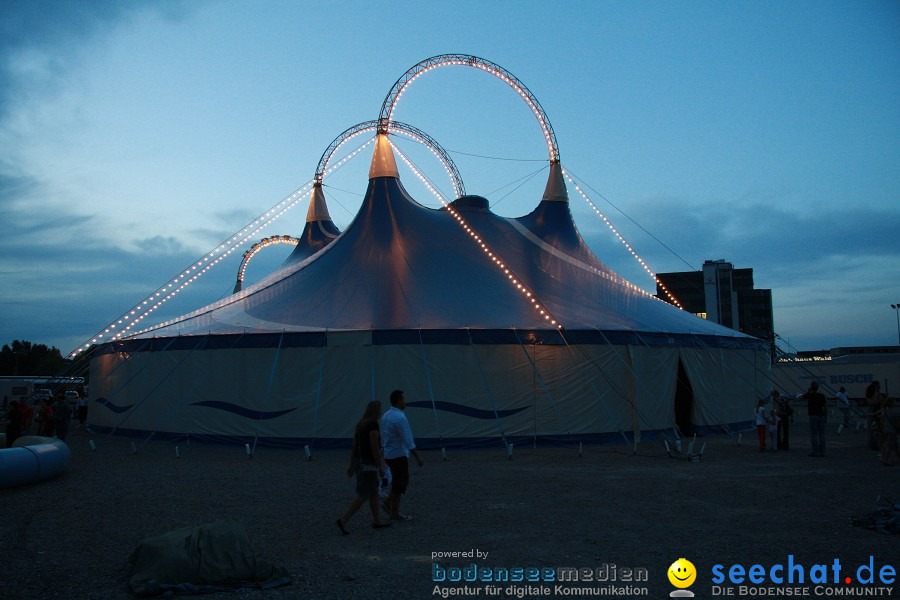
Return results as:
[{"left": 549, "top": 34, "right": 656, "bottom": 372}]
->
[{"left": 0, "top": 340, "right": 70, "bottom": 376}]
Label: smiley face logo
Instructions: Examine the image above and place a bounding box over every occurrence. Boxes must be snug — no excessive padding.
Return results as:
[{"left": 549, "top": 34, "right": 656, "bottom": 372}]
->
[{"left": 668, "top": 558, "right": 696, "bottom": 588}]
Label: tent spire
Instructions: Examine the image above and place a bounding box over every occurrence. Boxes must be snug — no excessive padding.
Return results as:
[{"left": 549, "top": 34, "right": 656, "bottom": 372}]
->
[
  {"left": 541, "top": 162, "right": 569, "bottom": 202},
  {"left": 368, "top": 133, "right": 400, "bottom": 180},
  {"left": 305, "top": 182, "right": 332, "bottom": 223}
]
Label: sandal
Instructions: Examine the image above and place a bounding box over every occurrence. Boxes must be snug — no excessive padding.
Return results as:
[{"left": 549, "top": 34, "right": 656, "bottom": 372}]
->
[{"left": 336, "top": 518, "right": 349, "bottom": 535}]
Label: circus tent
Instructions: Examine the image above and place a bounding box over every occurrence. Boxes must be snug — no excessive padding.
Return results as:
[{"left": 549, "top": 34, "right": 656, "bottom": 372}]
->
[{"left": 87, "top": 133, "right": 768, "bottom": 449}]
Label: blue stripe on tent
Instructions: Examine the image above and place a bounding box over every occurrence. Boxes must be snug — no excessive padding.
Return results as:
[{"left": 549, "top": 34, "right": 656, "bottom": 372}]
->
[
  {"left": 188, "top": 401, "right": 298, "bottom": 420},
  {"left": 94, "top": 397, "right": 134, "bottom": 413},
  {"left": 405, "top": 400, "right": 530, "bottom": 419},
  {"left": 95, "top": 329, "right": 767, "bottom": 354}
]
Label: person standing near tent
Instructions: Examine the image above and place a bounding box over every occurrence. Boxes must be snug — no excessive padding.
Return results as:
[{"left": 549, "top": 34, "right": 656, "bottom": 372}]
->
[
  {"left": 865, "top": 381, "right": 882, "bottom": 450},
  {"left": 336, "top": 400, "right": 391, "bottom": 533},
  {"left": 2, "top": 400, "right": 22, "bottom": 447},
  {"left": 36, "top": 397, "right": 55, "bottom": 437},
  {"left": 755, "top": 399, "right": 771, "bottom": 451},
  {"left": 805, "top": 382, "right": 827, "bottom": 457},
  {"left": 773, "top": 390, "right": 792, "bottom": 450},
  {"left": 18, "top": 397, "right": 34, "bottom": 435},
  {"left": 53, "top": 394, "right": 73, "bottom": 441},
  {"left": 875, "top": 396, "right": 899, "bottom": 466},
  {"left": 74, "top": 393, "right": 87, "bottom": 428},
  {"left": 381, "top": 389, "right": 424, "bottom": 522},
  {"left": 835, "top": 387, "right": 851, "bottom": 430}
]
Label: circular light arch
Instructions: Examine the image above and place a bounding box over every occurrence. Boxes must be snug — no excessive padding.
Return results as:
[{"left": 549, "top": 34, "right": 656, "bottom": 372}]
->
[
  {"left": 378, "top": 54, "right": 561, "bottom": 164},
  {"left": 315, "top": 120, "right": 466, "bottom": 199},
  {"left": 234, "top": 235, "right": 300, "bottom": 293}
]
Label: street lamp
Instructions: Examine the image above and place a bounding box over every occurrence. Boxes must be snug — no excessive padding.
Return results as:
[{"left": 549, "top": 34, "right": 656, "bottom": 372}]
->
[{"left": 892, "top": 304, "right": 900, "bottom": 346}]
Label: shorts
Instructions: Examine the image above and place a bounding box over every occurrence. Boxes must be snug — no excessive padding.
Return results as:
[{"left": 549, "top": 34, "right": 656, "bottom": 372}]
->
[
  {"left": 355, "top": 470, "right": 378, "bottom": 498},
  {"left": 385, "top": 456, "right": 410, "bottom": 494}
]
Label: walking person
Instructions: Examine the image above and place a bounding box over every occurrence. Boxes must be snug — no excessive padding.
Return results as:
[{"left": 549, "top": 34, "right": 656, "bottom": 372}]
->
[
  {"left": 835, "top": 387, "right": 851, "bottom": 430},
  {"left": 805, "top": 382, "right": 827, "bottom": 457},
  {"left": 76, "top": 394, "right": 88, "bottom": 428},
  {"left": 381, "top": 389, "right": 424, "bottom": 522},
  {"left": 336, "top": 401, "right": 391, "bottom": 534}
]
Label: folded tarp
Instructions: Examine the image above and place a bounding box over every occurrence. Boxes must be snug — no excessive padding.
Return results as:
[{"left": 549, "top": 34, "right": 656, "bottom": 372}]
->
[{"left": 128, "top": 519, "right": 290, "bottom": 596}]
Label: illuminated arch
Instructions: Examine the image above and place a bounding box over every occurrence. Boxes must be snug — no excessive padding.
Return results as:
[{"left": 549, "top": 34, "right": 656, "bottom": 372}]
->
[
  {"left": 234, "top": 235, "right": 300, "bottom": 293},
  {"left": 315, "top": 120, "right": 465, "bottom": 199},
  {"left": 378, "top": 54, "right": 561, "bottom": 164}
]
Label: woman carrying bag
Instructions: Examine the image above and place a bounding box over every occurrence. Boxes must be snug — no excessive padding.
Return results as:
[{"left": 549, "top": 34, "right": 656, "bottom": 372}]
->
[{"left": 336, "top": 401, "right": 391, "bottom": 533}]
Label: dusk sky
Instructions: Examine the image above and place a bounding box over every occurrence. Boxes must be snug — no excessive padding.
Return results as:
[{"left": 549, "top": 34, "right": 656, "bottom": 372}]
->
[{"left": 1, "top": 1, "right": 898, "bottom": 356}]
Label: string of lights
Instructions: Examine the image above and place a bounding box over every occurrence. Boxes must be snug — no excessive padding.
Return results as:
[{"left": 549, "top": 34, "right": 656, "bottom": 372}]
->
[
  {"left": 562, "top": 169, "right": 683, "bottom": 309},
  {"left": 391, "top": 140, "right": 563, "bottom": 330},
  {"left": 70, "top": 139, "right": 376, "bottom": 357}
]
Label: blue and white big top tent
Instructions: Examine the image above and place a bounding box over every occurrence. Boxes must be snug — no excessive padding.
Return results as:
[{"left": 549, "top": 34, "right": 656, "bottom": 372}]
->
[{"left": 86, "top": 56, "right": 768, "bottom": 449}]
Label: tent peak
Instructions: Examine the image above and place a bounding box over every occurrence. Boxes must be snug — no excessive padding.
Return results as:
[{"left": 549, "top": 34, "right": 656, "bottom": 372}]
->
[
  {"left": 306, "top": 182, "right": 333, "bottom": 223},
  {"left": 541, "top": 162, "right": 569, "bottom": 202},
  {"left": 368, "top": 133, "right": 400, "bottom": 180}
]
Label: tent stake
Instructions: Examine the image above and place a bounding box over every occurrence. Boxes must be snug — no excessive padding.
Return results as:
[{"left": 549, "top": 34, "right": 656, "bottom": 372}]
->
[
  {"left": 507, "top": 443, "right": 513, "bottom": 460},
  {"left": 578, "top": 442, "right": 583, "bottom": 458},
  {"left": 131, "top": 442, "right": 137, "bottom": 455},
  {"left": 304, "top": 445, "right": 312, "bottom": 461},
  {"left": 245, "top": 443, "right": 252, "bottom": 459},
  {"left": 175, "top": 446, "right": 180, "bottom": 458},
  {"left": 89, "top": 440, "right": 96, "bottom": 451},
  {"left": 441, "top": 447, "right": 447, "bottom": 461}
]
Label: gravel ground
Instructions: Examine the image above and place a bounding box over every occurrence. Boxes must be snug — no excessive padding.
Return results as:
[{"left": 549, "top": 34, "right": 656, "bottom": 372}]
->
[{"left": 1, "top": 416, "right": 897, "bottom": 600}]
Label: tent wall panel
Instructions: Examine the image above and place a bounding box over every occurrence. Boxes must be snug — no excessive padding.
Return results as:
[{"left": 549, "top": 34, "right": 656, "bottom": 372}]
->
[
  {"left": 628, "top": 345, "right": 678, "bottom": 431},
  {"left": 88, "top": 338, "right": 764, "bottom": 447}
]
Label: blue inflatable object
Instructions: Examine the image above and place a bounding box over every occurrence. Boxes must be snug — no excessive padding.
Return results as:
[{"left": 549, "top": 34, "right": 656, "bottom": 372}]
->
[{"left": 0, "top": 435, "right": 71, "bottom": 489}]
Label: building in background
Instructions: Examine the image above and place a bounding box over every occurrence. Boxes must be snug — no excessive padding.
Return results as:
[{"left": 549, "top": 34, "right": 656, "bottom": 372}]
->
[{"left": 656, "top": 260, "right": 775, "bottom": 356}]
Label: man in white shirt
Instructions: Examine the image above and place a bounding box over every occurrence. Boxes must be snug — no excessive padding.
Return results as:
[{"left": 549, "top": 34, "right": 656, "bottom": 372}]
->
[
  {"left": 836, "top": 387, "right": 851, "bottom": 429},
  {"left": 381, "top": 389, "right": 424, "bottom": 521}
]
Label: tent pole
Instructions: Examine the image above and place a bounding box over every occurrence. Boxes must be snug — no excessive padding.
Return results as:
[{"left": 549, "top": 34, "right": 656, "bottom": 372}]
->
[
  {"left": 511, "top": 328, "right": 577, "bottom": 448},
  {"left": 370, "top": 329, "right": 376, "bottom": 402},
  {"left": 310, "top": 331, "right": 327, "bottom": 451},
  {"left": 417, "top": 329, "right": 444, "bottom": 447},
  {"left": 466, "top": 328, "right": 508, "bottom": 448},
  {"left": 252, "top": 330, "right": 285, "bottom": 456}
]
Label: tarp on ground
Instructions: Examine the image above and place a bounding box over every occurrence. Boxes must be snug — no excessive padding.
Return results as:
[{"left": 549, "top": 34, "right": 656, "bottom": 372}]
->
[{"left": 128, "top": 519, "right": 290, "bottom": 597}]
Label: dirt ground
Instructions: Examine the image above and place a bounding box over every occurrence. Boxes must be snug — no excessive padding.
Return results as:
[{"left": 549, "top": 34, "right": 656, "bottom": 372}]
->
[{"left": 1, "top": 415, "right": 897, "bottom": 600}]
